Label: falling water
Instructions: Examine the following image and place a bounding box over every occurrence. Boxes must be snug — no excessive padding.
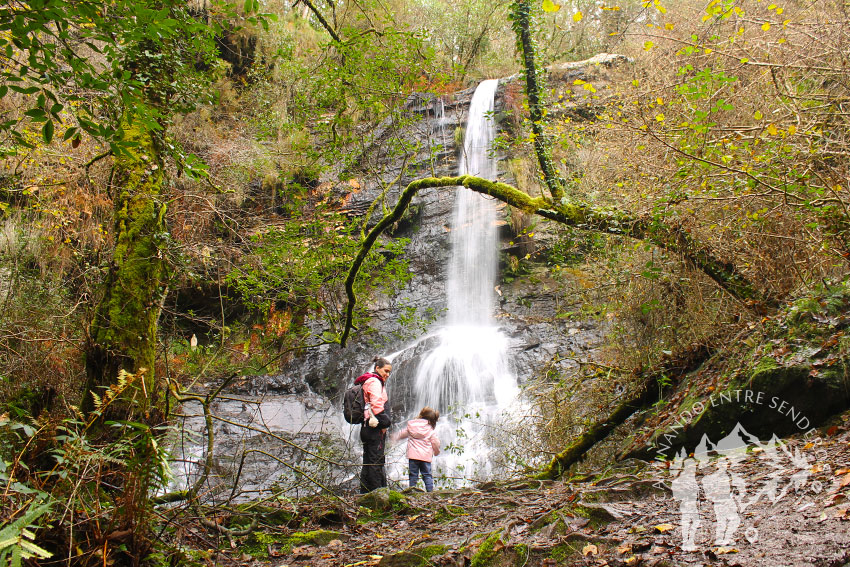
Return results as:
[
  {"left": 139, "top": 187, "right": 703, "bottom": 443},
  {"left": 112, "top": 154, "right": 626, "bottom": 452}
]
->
[{"left": 407, "top": 79, "right": 518, "bottom": 483}]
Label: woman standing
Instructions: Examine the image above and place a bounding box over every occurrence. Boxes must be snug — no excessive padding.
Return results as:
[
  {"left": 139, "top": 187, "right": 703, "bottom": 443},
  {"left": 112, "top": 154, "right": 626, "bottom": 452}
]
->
[{"left": 356, "top": 356, "right": 392, "bottom": 493}]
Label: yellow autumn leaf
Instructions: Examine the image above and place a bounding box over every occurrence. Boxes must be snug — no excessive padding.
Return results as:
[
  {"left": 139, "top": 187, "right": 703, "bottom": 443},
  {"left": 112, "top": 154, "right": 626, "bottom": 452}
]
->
[
  {"left": 665, "top": 22, "right": 674, "bottom": 30},
  {"left": 777, "top": 7, "right": 784, "bottom": 14},
  {"left": 716, "top": 547, "right": 739, "bottom": 554},
  {"left": 767, "top": 123, "right": 778, "bottom": 135},
  {"left": 655, "top": 113, "right": 665, "bottom": 122},
  {"left": 542, "top": 0, "right": 561, "bottom": 12},
  {"left": 582, "top": 544, "right": 598, "bottom": 556},
  {"left": 788, "top": 124, "right": 797, "bottom": 135},
  {"left": 656, "top": 97, "right": 664, "bottom": 105},
  {"left": 754, "top": 110, "right": 763, "bottom": 120},
  {"left": 644, "top": 40, "right": 654, "bottom": 50},
  {"left": 573, "top": 79, "right": 586, "bottom": 85},
  {"left": 573, "top": 11, "right": 583, "bottom": 22},
  {"left": 654, "top": 523, "right": 675, "bottom": 533},
  {"left": 762, "top": 22, "right": 771, "bottom": 30},
  {"left": 768, "top": 3, "right": 776, "bottom": 9}
]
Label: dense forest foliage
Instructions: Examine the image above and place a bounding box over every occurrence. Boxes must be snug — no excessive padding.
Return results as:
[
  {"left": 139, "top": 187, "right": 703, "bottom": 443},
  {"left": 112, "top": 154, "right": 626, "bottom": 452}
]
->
[{"left": 1, "top": 0, "right": 849, "bottom": 564}]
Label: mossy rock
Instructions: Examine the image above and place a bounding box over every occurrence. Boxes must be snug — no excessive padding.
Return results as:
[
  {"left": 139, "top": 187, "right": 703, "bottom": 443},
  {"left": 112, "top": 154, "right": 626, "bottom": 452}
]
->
[
  {"left": 229, "top": 504, "right": 295, "bottom": 528},
  {"left": 468, "top": 530, "right": 527, "bottom": 567},
  {"left": 242, "top": 529, "right": 346, "bottom": 559},
  {"left": 548, "top": 541, "right": 584, "bottom": 563},
  {"left": 358, "top": 488, "right": 409, "bottom": 513},
  {"left": 633, "top": 358, "right": 850, "bottom": 458},
  {"left": 685, "top": 361, "right": 850, "bottom": 444},
  {"left": 470, "top": 531, "right": 504, "bottom": 567},
  {"left": 434, "top": 504, "right": 466, "bottom": 523},
  {"left": 571, "top": 503, "right": 619, "bottom": 527},
  {"left": 378, "top": 544, "right": 448, "bottom": 567}
]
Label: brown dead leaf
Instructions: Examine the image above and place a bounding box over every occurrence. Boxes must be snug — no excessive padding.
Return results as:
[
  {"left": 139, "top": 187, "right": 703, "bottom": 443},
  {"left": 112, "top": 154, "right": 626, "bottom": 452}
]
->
[
  {"left": 616, "top": 543, "right": 633, "bottom": 554},
  {"left": 583, "top": 543, "right": 598, "bottom": 556},
  {"left": 624, "top": 556, "right": 640, "bottom": 566},
  {"left": 653, "top": 523, "right": 675, "bottom": 533},
  {"left": 840, "top": 474, "right": 850, "bottom": 488},
  {"left": 836, "top": 468, "right": 850, "bottom": 475}
]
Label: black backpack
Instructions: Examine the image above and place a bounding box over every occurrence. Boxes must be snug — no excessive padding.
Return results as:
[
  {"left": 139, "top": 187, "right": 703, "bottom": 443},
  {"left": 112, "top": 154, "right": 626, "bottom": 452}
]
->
[{"left": 342, "top": 382, "right": 365, "bottom": 425}]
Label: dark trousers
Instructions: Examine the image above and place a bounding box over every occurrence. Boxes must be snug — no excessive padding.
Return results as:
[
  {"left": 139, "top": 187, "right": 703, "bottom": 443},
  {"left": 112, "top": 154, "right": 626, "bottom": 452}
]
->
[
  {"left": 409, "top": 459, "right": 433, "bottom": 492},
  {"left": 360, "top": 427, "right": 387, "bottom": 493}
]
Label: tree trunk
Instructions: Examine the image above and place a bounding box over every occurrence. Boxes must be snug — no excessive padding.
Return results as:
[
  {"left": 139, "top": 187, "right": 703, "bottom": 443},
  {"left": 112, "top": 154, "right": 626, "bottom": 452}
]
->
[
  {"left": 509, "top": 0, "right": 565, "bottom": 204},
  {"left": 83, "top": 118, "right": 168, "bottom": 414}
]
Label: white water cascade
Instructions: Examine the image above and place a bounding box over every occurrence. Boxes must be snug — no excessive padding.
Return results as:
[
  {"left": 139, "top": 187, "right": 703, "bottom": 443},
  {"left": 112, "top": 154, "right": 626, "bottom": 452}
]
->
[{"left": 405, "top": 79, "right": 519, "bottom": 483}]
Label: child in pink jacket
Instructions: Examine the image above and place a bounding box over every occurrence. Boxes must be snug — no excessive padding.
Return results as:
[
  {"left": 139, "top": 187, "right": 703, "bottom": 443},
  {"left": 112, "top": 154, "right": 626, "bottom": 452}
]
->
[{"left": 394, "top": 407, "right": 441, "bottom": 492}]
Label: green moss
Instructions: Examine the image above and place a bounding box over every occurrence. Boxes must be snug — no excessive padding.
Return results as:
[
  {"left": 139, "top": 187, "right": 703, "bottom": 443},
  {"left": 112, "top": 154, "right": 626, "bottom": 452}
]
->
[
  {"left": 752, "top": 356, "right": 780, "bottom": 375},
  {"left": 388, "top": 490, "right": 408, "bottom": 510},
  {"left": 242, "top": 530, "right": 343, "bottom": 559},
  {"left": 570, "top": 504, "right": 613, "bottom": 528},
  {"left": 242, "top": 532, "right": 290, "bottom": 558},
  {"left": 434, "top": 504, "right": 467, "bottom": 523},
  {"left": 84, "top": 116, "right": 168, "bottom": 411},
  {"left": 549, "top": 542, "right": 582, "bottom": 562},
  {"left": 470, "top": 531, "right": 504, "bottom": 567},
  {"left": 378, "top": 545, "right": 449, "bottom": 567},
  {"left": 229, "top": 504, "right": 295, "bottom": 528},
  {"left": 513, "top": 544, "right": 529, "bottom": 566}
]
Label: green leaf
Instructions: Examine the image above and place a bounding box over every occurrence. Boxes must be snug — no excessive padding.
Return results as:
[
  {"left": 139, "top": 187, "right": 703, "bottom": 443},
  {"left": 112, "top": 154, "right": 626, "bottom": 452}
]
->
[
  {"left": 0, "top": 85, "right": 7, "bottom": 98},
  {"left": 9, "top": 85, "right": 39, "bottom": 95},
  {"left": 42, "top": 120, "right": 54, "bottom": 144},
  {"left": 23, "top": 108, "right": 46, "bottom": 120}
]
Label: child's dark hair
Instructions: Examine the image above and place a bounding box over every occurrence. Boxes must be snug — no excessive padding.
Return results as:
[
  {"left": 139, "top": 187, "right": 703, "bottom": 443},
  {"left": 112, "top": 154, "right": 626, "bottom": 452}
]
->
[
  {"left": 373, "top": 356, "right": 391, "bottom": 370},
  {"left": 418, "top": 406, "right": 440, "bottom": 428}
]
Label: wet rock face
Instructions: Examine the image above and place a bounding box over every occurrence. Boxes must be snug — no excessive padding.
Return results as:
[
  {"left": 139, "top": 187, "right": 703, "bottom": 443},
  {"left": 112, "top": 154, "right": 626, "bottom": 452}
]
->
[{"left": 274, "top": 58, "right": 624, "bottom": 419}]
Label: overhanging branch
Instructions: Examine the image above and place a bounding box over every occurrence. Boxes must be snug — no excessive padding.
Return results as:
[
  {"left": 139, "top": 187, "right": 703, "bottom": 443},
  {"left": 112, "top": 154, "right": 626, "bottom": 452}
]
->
[{"left": 339, "top": 175, "right": 769, "bottom": 347}]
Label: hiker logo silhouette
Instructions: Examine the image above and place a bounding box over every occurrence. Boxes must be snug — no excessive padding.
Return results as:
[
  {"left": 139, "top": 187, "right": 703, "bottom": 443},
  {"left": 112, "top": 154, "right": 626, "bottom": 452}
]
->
[{"left": 652, "top": 390, "right": 825, "bottom": 551}]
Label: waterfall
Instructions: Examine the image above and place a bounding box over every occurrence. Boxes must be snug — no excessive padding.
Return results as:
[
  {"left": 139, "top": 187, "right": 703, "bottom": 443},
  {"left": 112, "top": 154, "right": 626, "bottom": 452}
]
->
[{"left": 405, "top": 79, "right": 518, "bottom": 483}]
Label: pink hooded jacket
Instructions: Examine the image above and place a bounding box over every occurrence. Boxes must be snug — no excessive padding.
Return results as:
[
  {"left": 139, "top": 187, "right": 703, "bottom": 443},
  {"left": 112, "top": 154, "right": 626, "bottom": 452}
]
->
[
  {"left": 354, "top": 372, "right": 387, "bottom": 420},
  {"left": 394, "top": 419, "right": 441, "bottom": 462}
]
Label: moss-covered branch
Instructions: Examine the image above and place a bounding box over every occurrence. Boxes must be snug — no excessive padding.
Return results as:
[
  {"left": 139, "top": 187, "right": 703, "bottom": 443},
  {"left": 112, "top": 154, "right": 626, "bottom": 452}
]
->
[{"left": 340, "top": 175, "right": 766, "bottom": 347}]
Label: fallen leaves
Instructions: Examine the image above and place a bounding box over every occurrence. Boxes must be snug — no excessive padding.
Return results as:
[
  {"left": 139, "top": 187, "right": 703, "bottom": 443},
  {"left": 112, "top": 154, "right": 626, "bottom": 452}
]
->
[
  {"left": 582, "top": 543, "right": 598, "bottom": 556},
  {"left": 653, "top": 523, "right": 675, "bottom": 533}
]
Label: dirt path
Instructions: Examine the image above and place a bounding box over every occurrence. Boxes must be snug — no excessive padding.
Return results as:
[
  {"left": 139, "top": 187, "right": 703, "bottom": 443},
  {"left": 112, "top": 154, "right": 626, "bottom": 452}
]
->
[{"left": 218, "top": 416, "right": 850, "bottom": 567}]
